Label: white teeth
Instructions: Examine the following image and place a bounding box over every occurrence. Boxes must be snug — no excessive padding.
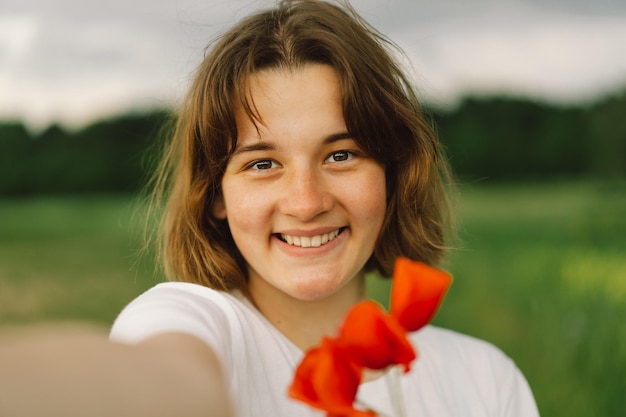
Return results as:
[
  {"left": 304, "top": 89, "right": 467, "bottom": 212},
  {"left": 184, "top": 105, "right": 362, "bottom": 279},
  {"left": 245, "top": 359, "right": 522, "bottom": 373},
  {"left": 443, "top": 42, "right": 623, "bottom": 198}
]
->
[{"left": 280, "top": 229, "right": 341, "bottom": 248}]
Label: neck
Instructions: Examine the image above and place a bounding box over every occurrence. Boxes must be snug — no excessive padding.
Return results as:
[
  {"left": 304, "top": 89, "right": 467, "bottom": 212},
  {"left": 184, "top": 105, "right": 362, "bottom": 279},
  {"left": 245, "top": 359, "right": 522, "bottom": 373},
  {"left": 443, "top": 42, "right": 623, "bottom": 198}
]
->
[{"left": 248, "top": 276, "right": 367, "bottom": 352}]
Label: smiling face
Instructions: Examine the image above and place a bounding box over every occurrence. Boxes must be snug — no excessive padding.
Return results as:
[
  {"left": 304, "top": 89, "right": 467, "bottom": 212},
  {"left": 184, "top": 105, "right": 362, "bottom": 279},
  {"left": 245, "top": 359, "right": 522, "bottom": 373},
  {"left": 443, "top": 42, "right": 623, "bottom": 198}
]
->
[{"left": 215, "top": 64, "right": 387, "bottom": 305}]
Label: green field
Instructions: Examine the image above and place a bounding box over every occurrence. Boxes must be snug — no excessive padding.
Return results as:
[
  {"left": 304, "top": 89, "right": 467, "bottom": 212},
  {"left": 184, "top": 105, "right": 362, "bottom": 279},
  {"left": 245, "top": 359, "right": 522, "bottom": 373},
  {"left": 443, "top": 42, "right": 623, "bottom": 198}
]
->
[{"left": 1, "top": 180, "right": 625, "bottom": 417}]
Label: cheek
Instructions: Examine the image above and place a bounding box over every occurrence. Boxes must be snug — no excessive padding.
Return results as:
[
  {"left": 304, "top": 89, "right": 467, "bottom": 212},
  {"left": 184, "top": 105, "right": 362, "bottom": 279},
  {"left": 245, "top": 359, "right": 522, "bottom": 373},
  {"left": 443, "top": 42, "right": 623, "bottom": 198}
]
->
[
  {"left": 225, "top": 194, "right": 256, "bottom": 227},
  {"left": 366, "top": 186, "right": 388, "bottom": 229},
  {"left": 344, "top": 169, "right": 387, "bottom": 223},
  {"left": 364, "top": 168, "right": 387, "bottom": 214},
  {"left": 221, "top": 180, "right": 276, "bottom": 242}
]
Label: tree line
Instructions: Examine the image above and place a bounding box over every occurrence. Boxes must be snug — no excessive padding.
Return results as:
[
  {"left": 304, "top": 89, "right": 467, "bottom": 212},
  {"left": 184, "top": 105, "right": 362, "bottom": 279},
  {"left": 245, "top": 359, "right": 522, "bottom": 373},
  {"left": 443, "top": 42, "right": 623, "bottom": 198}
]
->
[
  {"left": 0, "top": 91, "right": 624, "bottom": 196},
  {"left": 433, "top": 93, "right": 625, "bottom": 181}
]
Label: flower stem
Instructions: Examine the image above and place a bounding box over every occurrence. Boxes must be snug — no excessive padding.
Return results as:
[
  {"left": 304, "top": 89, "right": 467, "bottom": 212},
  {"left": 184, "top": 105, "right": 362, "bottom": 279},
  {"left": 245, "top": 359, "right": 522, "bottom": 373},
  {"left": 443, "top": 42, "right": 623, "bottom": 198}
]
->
[{"left": 387, "top": 366, "right": 407, "bottom": 417}]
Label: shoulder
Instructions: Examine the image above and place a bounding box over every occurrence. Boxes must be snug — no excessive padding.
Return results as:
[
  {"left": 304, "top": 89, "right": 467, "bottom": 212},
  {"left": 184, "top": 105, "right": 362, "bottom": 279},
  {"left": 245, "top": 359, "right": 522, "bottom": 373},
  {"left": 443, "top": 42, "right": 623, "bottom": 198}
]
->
[
  {"left": 117, "top": 281, "right": 236, "bottom": 303},
  {"left": 111, "top": 282, "right": 243, "bottom": 324},
  {"left": 408, "top": 326, "right": 540, "bottom": 416},
  {"left": 414, "top": 325, "right": 511, "bottom": 364},
  {"left": 412, "top": 325, "right": 518, "bottom": 383},
  {"left": 109, "top": 283, "right": 250, "bottom": 350}
]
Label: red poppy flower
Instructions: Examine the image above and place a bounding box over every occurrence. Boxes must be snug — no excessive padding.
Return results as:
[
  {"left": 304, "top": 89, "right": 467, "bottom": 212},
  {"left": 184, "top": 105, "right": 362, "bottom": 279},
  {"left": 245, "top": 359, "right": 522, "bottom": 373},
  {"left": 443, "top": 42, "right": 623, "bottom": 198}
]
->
[
  {"left": 289, "top": 257, "right": 452, "bottom": 416},
  {"left": 288, "top": 338, "right": 375, "bottom": 417},
  {"left": 390, "top": 257, "right": 452, "bottom": 332},
  {"left": 337, "top": 301, "right": 416, "bottom": 372}
]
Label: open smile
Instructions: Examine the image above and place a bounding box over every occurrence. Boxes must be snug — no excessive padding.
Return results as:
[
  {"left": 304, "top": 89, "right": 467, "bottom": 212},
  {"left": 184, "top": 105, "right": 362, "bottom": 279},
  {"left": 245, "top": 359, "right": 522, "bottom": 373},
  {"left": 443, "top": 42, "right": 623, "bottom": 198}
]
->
[{"left": 277, "top": 227, "right": 347, "bottom": 248}]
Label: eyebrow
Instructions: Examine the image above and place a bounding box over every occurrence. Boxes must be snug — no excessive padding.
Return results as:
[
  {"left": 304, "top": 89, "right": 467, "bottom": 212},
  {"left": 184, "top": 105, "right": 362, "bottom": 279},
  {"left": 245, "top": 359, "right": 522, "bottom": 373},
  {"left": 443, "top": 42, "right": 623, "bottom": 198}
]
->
[{"left": 231, "top": 131, "right": 352, "bottom": 157}]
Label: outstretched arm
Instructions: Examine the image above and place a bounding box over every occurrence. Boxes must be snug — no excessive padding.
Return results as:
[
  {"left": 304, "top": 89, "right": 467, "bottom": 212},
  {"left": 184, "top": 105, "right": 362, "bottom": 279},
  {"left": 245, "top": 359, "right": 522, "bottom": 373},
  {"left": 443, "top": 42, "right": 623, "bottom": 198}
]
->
[{"left": 0, "top": 324, "right": 234, "bottom": 417}]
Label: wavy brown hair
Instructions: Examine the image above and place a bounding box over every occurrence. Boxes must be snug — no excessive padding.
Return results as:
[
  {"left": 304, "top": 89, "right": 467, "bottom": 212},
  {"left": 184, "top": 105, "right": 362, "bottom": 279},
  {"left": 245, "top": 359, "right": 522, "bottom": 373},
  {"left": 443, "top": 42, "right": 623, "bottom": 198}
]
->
[{"left": 149, "top": 0, "right": 455, "bottom": 291}]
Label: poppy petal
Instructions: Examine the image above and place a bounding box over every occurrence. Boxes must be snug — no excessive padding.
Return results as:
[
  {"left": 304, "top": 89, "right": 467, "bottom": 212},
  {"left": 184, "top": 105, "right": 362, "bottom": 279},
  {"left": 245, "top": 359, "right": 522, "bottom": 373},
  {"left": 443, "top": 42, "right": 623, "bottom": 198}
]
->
[
  {"left": 390, "top": 257, "right": 452, "bottom": 332},
  {"left": 289, "top": 338, "right": 364, "bottom": 415},
  {"left": 338, "top": 301, "right": 416, "bottom": 371}
]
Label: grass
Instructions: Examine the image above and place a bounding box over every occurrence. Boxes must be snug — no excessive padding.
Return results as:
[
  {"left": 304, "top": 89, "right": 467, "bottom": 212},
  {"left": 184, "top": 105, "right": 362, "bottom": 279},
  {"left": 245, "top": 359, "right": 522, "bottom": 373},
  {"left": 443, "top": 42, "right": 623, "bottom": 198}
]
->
[
  {"left": 1, "top": 179, "right": 625, "bottom": 416},
  {"left": 0, "top": 195, "right": 159, "bottom": 324},
  {"left": 439, "top": 179, "right": 626, "bottom": 417}
]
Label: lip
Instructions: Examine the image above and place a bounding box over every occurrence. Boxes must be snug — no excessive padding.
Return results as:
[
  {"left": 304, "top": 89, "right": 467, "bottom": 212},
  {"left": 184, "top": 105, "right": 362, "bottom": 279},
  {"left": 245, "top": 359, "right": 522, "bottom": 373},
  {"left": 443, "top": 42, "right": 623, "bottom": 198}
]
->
[
  {"left": 273, "top": 227, "right": 348, "bottom": 256},
  {"left": 276, "top": 226, "right": 344, "bottom": 237}
]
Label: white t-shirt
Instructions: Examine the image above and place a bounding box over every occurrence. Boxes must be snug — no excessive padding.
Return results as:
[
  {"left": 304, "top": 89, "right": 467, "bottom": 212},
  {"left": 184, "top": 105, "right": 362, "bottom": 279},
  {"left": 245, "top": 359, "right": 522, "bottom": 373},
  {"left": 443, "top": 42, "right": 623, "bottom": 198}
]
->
[{"left": 110, "top": 282, "right": 540, "bottom": 417}]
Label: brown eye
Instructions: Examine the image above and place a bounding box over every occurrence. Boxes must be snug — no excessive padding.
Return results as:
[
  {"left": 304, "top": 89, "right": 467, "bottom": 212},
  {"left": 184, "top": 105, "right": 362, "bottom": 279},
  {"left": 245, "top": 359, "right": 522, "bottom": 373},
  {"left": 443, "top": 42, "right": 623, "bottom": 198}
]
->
[
  {"left": 250, "top": 160, "right": 276, "bottom": 170},
  {"left": 326, "top": 151, "right": 352, "bottom": 163}
]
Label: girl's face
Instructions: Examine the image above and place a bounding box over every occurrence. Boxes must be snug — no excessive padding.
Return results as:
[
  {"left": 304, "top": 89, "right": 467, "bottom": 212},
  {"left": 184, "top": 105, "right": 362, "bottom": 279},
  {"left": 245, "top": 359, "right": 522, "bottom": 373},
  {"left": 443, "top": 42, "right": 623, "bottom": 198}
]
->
[{"left": 215, "top": 64, "right": 386, "bottom": 303}]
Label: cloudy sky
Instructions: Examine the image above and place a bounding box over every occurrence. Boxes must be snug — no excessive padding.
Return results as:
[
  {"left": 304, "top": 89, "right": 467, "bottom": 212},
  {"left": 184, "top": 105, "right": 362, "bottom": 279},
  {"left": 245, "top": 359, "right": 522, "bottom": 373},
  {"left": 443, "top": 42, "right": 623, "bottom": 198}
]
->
[{"left": 2, "top": 0, "right": 626, "bottom": 131}]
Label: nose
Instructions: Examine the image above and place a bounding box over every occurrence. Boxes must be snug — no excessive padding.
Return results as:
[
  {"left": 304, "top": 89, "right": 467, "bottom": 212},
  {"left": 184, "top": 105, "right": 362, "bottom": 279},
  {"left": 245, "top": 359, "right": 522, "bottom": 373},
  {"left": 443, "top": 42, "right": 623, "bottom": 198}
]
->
[{"left": 278, "top": 168, "right": 334, "bottom": 221}]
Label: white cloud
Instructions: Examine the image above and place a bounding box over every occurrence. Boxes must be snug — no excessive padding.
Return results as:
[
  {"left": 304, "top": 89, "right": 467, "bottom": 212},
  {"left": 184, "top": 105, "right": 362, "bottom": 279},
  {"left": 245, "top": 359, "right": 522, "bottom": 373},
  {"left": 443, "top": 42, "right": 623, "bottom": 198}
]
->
[
  {"left": 1, "top": 0, "right": 626, "bottom": 130},
  {"left": 0, "top": 15, "right": 39, "bottom": 63},
  {"left": 392, "top": 11, "right": 626, "bottom": 108},
  {"left": 0, "top": 15, "right": 41, "bottom": 122},
  {"left": 1, "top": 15, "right": 193, "bottom": 130}
]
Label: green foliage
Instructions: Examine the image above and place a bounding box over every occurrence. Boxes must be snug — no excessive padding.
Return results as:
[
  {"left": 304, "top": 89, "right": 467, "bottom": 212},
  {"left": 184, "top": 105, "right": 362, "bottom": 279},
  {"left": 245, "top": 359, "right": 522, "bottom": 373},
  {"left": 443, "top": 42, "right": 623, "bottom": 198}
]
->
[
  {"left": 431, "top": 92, "right": 626, "bottom": 181},
  {"left": 0, "top": 111, "right": 171, "bottom": 196},
  {"left": 1, "top": 91, "right": 625, "bottom": 195},
  {"left": 586, "top": 94, "right": 626, "bottom": 175},
  {"left": 434, "top": 98, "right": 588, "bottom": 179}
]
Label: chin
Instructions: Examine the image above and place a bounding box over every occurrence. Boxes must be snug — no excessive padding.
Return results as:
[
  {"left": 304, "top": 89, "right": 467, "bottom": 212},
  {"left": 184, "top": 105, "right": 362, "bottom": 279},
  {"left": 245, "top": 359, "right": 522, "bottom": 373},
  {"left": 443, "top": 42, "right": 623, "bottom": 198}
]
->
[{"left": 287, "top": 277, "right": 346, "bottom": 302}]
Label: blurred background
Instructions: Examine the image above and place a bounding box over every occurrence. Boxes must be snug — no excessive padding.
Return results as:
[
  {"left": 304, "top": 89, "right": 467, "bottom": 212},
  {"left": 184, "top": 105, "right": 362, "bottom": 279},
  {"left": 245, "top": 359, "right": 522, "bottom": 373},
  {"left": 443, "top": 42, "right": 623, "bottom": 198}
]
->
[{"left": 1, "top": 0, "right": 625, "bottom": 416}]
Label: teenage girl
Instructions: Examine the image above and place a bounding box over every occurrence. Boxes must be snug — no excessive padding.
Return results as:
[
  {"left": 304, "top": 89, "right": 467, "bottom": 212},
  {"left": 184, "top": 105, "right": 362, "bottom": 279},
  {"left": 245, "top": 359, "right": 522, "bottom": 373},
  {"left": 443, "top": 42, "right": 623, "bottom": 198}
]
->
[{"left": 0, "top": 1, "right": 539, "bottom": 416}]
